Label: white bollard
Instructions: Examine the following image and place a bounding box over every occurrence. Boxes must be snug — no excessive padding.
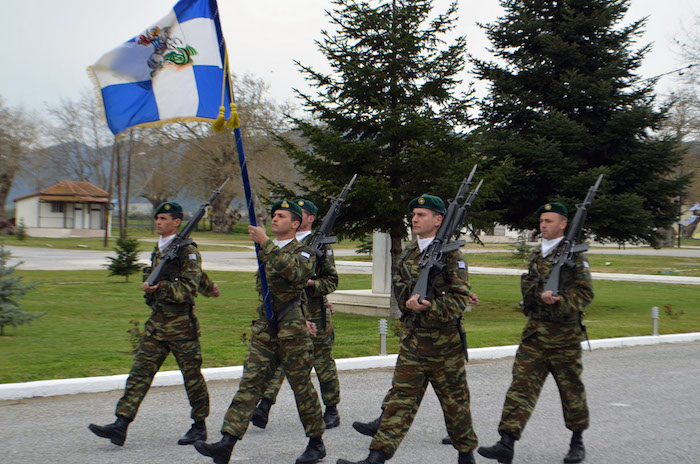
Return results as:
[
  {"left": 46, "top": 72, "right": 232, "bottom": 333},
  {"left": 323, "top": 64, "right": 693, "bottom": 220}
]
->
[
  {"left": 379, "top": 318, "right": 388, "bottom": 356},
  {"left": 651, "top": 306, "right": 659, "bottom": 336}
]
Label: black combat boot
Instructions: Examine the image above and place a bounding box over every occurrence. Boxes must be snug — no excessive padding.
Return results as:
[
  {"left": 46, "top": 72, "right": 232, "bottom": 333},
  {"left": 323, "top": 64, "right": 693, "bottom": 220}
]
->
[
  {"left": 336, "top": 449, "right": 387, "bottom": 464},
  {"left": 178, "top": 420, "right": 207, "bottom": 445},
  {"left": 477, "top": 432, "right": 516, "bottom": 464},
  {"left": 296, "top": 436, "right": 327, "bottom": 464},
  {"left": 88, "top": 415, "right": 131, "bottom": 446},
  {"left": 458, "top": 450, "right": 477, "bottom": 464},
  {"left": 443, "top": 435, "right": 452, "bottom": 445},
  {"left": 194, "top": 433, "right": 237, "bottom": 464},
  {"left": 563, "top": 431, "right": 585, "bottom": 463},
  {"left": 324, "top": 404, "right": 340, "bottom": 429},
  {"left": 351, "top": 411, "right": 383, "bottom": 437},
  {"left": 251, "top": 398, "right": 272, "bottom": 429}
]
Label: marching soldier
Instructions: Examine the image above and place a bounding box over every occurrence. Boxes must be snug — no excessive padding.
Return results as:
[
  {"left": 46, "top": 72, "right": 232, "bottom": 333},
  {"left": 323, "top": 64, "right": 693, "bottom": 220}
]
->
[
  {"left": 337, "top": 194, "right": 479, "bottom": 464},
  {"left": 478, "top": 202, "right": 594, "bottom": 464},
  {"left": 194, "top": 200, "right": 326, "bottom": 464},
  {"left": 251, "top": 199, "right": 341, "bottom": 430},
  {"left": 88, "top": 201, "right": 219, "bottom": 447}
]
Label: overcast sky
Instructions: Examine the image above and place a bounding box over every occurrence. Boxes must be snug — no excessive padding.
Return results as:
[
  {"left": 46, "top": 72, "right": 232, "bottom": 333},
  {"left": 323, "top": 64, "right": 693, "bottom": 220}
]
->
[{"left": 1, "top": 0, "right": 697, "bottom": 115}]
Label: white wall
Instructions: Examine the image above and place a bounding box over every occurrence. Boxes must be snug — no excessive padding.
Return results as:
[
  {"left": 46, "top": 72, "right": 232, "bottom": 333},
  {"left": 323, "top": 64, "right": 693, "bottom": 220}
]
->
[{"left": 15, "top": 197, "right": 39, "bottom": 228}]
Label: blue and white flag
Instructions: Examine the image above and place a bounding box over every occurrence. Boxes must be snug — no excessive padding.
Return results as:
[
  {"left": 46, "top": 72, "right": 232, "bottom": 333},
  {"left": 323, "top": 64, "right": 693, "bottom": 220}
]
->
[{"left": 89, "top": 0, "right": 232, "bottom": 137}]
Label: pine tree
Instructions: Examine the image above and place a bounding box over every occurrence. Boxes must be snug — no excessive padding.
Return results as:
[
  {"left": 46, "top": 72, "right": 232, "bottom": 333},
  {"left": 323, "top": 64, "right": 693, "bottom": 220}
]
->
[
  {"left": 270, "top": 0, "right": 506, "bottom": 268},
  {"left": 474, "top": 0, "right": 691, "bottom": 246},
  {"left": 0, "top": 242, "right": 41, "bottom": 336},
  {"left": 106, "top": 236, "right": 143, "bottom": 282}
]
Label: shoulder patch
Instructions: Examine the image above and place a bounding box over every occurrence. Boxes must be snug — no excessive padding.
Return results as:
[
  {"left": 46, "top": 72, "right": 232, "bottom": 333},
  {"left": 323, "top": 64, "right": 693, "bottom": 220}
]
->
[
  {"left": 327, "top": 249, "right": 333, "bottom": 256},
  {"left": 188, "top": 253, "right": 197, "bottom": 260},
  {"left": 583, "top": 261, "right": 590, "bottom": 268},
  {"left": 301, "top": 251, "right": 311, "bottom": 259},
  {"left": 458, "top": 260, "right": 466, "bottom": 269}
]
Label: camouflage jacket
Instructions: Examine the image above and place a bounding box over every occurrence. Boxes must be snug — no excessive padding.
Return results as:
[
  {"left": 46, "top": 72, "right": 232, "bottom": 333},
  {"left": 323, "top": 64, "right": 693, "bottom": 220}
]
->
[
  {"left": 144, "top": 243, "right": 204, "bottom": 305},
  {"left": 394, "top": 239, "right": 471, "bottom": 329},
  {"left": 253, "top": 238, "right": 316, "bottom": 340},
  {"left": 300, "top": 233, "right": 339, "bottom": 333},
  {"left": 520, "top": 242, "right": 594, "bottom": 346}
]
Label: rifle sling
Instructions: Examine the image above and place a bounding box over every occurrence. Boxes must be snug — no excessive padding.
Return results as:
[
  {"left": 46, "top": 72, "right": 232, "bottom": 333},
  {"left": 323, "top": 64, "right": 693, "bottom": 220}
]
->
[{"left": 267, "top": 295, "right": 302, "bottom": 336}]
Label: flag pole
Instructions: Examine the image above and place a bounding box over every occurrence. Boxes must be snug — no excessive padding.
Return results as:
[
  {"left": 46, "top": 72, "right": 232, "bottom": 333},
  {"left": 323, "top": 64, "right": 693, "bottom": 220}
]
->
[
  {"left": 232, "top": 126, "right": 275, "bottom": 325},
  {"left": 209, "top": 1, "right": 274, "bottom": 325}
]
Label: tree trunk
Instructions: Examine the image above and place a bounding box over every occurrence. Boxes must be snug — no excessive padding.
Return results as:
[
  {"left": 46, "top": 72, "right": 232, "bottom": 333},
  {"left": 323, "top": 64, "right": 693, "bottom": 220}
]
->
[
  {"left": 389, "top": 230, "right": 404, "bottom": 320},
  {"left": 681, "top": 215, "right": 699, "bottom": 239},
  {"left": 0, "top": 171, "right": 15, "bottom": 233},
  {"left": 210, "top": 191, "right": 237, "bottom": 233}
]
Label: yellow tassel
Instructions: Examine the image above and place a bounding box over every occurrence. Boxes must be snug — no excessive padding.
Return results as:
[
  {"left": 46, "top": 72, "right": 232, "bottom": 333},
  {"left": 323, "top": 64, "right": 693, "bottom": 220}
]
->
[
  {"left": 227, "top": 102, "right": 240, "bottom": 129},
  {"left": 212, "top": 106, "right": 226, "bottom": 132}
]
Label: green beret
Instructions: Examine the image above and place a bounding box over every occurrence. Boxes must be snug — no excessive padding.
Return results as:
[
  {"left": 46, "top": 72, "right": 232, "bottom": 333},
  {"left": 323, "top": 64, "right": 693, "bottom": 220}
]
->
[
  {"left": 271, "top": 199, "right": 303, "bottom": 222},
  {"left": 295, "top": 198, "right": 318, "bottom": 216},
  {"left": 154, "top": 201, "right": 183, "bottom": 219},
  {"left": 537, "top": 202, "right": 568, "bottom": 217},
  {"left": 409, "top": 194, "right": 447, "bottom": 215}
]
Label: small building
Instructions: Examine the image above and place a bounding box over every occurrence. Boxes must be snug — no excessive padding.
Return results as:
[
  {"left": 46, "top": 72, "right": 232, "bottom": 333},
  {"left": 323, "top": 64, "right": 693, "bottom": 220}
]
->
[{"left": 14, "top": 180, "right": 112, "bottom": 238}]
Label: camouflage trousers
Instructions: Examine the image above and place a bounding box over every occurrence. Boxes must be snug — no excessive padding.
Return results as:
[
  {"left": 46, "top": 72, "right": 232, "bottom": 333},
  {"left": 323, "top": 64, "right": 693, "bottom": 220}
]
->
[
  {"left": 116, "top": 313, "right": 209, "bottom": 421},
  {"left": 222, "top": 332, "right": 324, "bottom": 439},
  {"left": 370, "top": 327, "right": 478, "bottom": 457},
  {"left": 261, "top": 328, "right": 340, "bottom": 407},
  {"left": 498, "top": 335, "right": 589, "bottom": 439}
]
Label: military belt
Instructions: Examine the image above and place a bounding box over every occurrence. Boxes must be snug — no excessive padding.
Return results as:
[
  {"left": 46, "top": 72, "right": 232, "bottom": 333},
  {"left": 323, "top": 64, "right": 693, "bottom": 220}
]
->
[
  {"left": 152, "top": 302, "right": 193, "bottom": 316},
  {"left": 529, "top": 312, "right": 579, "bottom": 324},
  {"left": 266, "top": 295, "right": 302, "bottom": 337},
  {"left": 404, "top": 318, "right": 461, "bottom": 330}
]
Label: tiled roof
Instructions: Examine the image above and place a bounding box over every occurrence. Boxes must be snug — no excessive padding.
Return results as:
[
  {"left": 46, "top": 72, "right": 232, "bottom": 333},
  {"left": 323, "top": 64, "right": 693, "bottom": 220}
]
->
[{"left": 14, "top": 180, "right": 109, "bottom": 202}]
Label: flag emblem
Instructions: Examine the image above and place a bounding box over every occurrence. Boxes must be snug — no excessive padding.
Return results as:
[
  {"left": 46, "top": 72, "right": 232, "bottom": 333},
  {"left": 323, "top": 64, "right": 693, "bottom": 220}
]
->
[{"left": 138, "top": 26, "right": 198, "bottom": 76}]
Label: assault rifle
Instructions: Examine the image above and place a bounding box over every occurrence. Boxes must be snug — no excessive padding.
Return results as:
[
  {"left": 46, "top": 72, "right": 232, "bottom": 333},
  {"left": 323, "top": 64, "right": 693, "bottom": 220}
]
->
[
  {"left": 307, "top": 174, "right": 357, "bottom": 329},
  {"left": 410, "top": 166, "right": 482, "bottom": 361},
  {"left": 145, "top": 178, "right": 229, "bottom": 286},
  {"left": 542, "top": 174, "right": 602, "bottom": 352},
  {"left": 412, "top": 165, "right": 480, "bottom": 303},
  {"left": 543, "top": 174, "right": 603, "bottom": 296}
]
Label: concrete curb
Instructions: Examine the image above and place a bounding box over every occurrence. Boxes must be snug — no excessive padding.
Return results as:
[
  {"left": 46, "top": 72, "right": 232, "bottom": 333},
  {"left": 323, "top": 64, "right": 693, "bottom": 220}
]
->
[{"left": 2, "top": 333, "right": 698, "bottom": 401}]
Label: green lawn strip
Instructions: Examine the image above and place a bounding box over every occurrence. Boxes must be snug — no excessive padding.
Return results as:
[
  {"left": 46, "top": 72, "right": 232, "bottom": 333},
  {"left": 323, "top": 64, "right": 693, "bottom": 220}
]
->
[
  {"left": 1, "top": 271, "right": 697, "bottom": 384},
  {"left": 462, "top": 252, "right": 700, "bottom": 277},
  {"left": 339, "top": 250, "right": 700, "bottom": 276}
]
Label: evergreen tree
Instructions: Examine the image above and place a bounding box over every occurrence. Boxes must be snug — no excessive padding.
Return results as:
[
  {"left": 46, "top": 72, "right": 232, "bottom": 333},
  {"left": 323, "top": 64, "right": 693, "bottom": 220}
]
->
[
  {"left": 106, "top": 236, "right": 143, "bottom": 282},
  {"left": 474, "top": 0, "right": 690, "bottom": 245},
  {"left": 0, "top": 242, "right": 41, "bottom": 336},
  {"left": 270, "top": 0, "right": 507, "bottom": 268}
]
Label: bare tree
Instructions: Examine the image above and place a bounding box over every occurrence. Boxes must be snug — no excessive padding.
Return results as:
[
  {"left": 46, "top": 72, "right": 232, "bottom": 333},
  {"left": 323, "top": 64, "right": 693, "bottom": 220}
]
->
[
  {"left": 43, "top": 90, "right": 113, "bottom": 189},
  {"left": 0, "top": 97, "right": 37, "bottom": 233},
  {"left": 153, "top": 74, "right": 296, "bottom": 232}
]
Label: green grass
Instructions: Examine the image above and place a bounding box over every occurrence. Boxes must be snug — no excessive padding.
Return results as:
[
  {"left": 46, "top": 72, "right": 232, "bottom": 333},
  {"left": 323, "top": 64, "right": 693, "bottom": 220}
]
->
[
  {"left": 1, "top": 270, "right": 698, "bottom": 384},
  {"left": 463, "top": 252, "right": 700, "bottom": 277}
]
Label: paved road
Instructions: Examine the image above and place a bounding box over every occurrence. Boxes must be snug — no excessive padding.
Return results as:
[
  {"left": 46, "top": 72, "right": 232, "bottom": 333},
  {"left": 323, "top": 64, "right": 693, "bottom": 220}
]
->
[
  {"left": 8, "top": 245, "right": 700, "bottom": 269},
  {"left": 2, "top": 342, "right": 698, "bottom": 464},
  {"left": 8, "top": 245, "right": 700, "bottom": 283}
]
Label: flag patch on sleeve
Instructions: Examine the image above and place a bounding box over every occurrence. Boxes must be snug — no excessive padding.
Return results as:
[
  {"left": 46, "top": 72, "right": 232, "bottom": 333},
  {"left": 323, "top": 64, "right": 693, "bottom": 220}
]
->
[
  {"left": 188, "top": 253, "right": 197, "bottom": 260},
  {"left": 583, "top": 261, "right": 590, "bottom": 268},
  {"left": 301, "top": 251, "right": 311, "bottom": 259},
  {"left": 458, "top": 261, "right": 466, "bottom": 269}
]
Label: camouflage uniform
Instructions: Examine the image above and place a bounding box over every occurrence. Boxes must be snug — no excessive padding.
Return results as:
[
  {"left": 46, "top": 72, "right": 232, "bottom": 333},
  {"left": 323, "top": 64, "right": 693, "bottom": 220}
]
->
[
  {"left": 369, "top": 239, "right": 478, "bottom": 458},
  {"left": 116, "top": 243, "right": 211, "bottom": 422},
  {"left": 261, "top": 234, "right": 340, "bottom": 407},
  {"left": 221, "top": 238, "right": 325, "bottom": 439},
  {"left": 497, "top": 243, "right": 594, "bottom": 439}
]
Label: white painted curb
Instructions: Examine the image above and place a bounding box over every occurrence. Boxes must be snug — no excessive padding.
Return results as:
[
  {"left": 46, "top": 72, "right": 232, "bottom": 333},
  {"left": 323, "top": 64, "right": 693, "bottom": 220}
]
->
[{"left": 1, "top": 333, "right": 698, "bottom": 401}]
